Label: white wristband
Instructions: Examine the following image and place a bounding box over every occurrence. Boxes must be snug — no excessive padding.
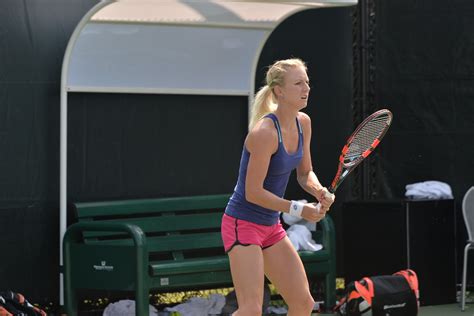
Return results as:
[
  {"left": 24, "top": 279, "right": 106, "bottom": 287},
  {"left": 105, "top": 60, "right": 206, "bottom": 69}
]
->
[{"left": 289, "top": 200, "right": 304, "bottom": 218}]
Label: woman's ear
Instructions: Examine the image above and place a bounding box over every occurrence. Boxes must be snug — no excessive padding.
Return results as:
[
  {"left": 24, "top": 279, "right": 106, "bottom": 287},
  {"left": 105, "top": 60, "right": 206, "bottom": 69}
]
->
[{"left": 273, "top": 85, "right": 283, "bottom": 98}]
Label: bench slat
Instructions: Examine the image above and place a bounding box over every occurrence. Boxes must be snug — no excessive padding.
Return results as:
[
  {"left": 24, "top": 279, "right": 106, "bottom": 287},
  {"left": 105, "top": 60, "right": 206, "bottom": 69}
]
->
[
  {"left": 149, "top": 256, "right": 229, "bottom": 276},
  {"left": 86, "top": 232, "right": 224, "bottom": 252},
  {"left": 81, "top": 212, "right": 222, "bottom": 238},
  {"left": 74, "top": 194, "right": 230, "bottom": 218}
]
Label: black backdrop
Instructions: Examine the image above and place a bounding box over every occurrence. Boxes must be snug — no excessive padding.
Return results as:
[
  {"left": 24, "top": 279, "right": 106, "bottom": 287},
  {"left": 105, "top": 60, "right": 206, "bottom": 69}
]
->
[
  {"left": 0, "top": 0, "right": 99, "bottom": 308},
  {"left": 1, "top": 0, "right": 474, "bottom": 309},
  {"left": 375, "top": 0, "right": 474, "bottom": 201},
  {"left": 67, "top": 93, "right": 247, "bottom": 200},
  {"left": 374, "top": 0, "right": 474, "bottom": 285}
]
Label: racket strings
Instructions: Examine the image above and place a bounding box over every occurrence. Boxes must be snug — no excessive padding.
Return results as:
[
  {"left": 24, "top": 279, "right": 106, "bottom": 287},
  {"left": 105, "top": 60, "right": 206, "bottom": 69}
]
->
[{"left": 345, "top": 115, "right": 391, "bottom": 162}]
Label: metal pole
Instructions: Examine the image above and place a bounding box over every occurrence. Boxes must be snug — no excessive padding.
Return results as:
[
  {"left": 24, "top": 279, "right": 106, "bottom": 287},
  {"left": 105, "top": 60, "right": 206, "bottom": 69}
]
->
[{"left": 59, "top": 1, "right": 114, "bottom": 308}]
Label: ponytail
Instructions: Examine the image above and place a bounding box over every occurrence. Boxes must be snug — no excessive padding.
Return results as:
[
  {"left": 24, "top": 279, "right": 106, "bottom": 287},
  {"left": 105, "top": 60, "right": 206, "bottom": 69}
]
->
[{"left": 248, "top": 85, "right": 277, "bottom": 131}]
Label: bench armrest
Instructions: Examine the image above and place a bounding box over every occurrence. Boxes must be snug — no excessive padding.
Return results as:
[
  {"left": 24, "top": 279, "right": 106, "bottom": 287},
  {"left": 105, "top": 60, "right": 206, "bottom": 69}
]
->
[
  {"left": 63, "top": 222, "right": 150, "bottom": 308},
  {"left": 63, "top": 221, "right": 147, "bottom": 248},
  {"left": 63, "top": 222, "right": 149, "bottom": 276}
]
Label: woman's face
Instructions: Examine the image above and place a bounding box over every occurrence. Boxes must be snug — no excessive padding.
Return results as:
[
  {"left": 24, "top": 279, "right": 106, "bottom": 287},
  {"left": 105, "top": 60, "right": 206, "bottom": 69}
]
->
[{"left": 277, "top": 65, "right": 311, "bottom": 109}]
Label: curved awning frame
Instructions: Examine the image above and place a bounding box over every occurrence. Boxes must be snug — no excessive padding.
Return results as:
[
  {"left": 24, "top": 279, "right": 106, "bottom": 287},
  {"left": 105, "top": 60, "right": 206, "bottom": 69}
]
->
[{"left": 59, "top": 0, "right": 357, "bottom": 305}]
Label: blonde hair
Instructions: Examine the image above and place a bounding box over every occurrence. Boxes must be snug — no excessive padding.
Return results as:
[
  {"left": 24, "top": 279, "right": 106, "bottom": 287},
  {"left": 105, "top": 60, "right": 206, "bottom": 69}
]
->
[{"left": 249, "top": 58, "right": 307, "bottom": 130}]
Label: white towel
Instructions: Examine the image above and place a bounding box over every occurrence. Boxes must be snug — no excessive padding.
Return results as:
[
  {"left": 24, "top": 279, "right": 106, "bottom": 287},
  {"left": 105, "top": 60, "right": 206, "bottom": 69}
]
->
[
  {"left": 103, "top": 299, "right": 158, "bottom": 316},
  {"left": 287, "top": 224, "right": 323, "bottom": 252},
  {"left": 164, "top": 293, "right": 225, "bottom": 316},
  {"left": 266, "top": 305, "right": 288, "bottom": 314},
  {"left": 405, "top": 181, "right": 453, "bottom": 200}
]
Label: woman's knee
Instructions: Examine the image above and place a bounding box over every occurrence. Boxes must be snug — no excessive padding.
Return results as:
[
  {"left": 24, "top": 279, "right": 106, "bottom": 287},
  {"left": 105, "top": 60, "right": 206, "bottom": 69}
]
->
[
  {"left": 304, "top": 295, "right": 316, "bottom": 311},
  {"left": 288, "top": 293, "right": 315, "bottom": 312}
]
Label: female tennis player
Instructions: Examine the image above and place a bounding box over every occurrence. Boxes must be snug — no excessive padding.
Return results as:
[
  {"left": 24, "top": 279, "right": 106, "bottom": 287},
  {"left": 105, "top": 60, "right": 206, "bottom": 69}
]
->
[{"left": 221, "top": 58, "right": 335, "bottom": 315}]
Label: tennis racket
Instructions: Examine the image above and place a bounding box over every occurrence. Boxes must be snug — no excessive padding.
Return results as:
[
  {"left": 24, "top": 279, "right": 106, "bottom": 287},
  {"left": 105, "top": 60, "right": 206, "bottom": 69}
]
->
[{"left": 315, "top": 109, "right": 393, "bottom": 211}]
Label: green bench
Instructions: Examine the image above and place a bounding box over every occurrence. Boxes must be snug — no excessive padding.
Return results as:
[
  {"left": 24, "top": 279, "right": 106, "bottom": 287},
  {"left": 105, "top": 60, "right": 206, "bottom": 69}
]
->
[{"left": 63, "top": 194, "right": 336, "bottom": 315}]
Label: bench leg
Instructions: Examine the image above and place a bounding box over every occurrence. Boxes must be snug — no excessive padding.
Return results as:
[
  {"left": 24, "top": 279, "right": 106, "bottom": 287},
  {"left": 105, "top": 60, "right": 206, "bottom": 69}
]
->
[
  {"left": 135, "top": 287, "right": 149, "bottom": 316},
  {"left": 64, "top": 247, "right": 78, "bottom": 316},
  {"left": 325, "top": 272, "right": 336, "bottom": 311},
  {"left": 135, "top": 245, "right": 149, "bottom": 316},
  {"left": 64, "top": 287, "right": 78, "bottom": 316}
]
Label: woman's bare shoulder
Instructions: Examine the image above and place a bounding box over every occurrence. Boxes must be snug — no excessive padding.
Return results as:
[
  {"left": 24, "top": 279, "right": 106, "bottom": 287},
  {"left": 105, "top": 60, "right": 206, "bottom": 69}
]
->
[{"left": 246, "top": 117, "right": 278, "bottom": 153}]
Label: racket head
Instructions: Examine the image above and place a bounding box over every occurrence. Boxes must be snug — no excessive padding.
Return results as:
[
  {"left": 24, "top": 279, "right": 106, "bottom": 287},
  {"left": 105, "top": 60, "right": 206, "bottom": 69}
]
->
[
  {"left": 341, "top": 109, "right": 393, "bottom": 168},
  {"left": 328, "top": 109, "right": 392, "bottom": 192}
]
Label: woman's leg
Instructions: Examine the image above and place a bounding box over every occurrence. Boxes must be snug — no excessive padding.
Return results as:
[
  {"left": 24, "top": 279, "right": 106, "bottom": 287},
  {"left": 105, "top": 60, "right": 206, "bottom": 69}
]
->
[
  {"left": 228, "top": 245, "right": 265, "bottom": 316},
  {"left": 263, "top": 237, "right": 315, "bottom": 315}
]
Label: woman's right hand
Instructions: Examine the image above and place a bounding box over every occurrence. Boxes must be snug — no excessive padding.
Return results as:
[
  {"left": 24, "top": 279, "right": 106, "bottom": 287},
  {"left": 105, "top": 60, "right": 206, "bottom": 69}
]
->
[{"left": 301, "top": 203, "right": 327, "bottom": 222}]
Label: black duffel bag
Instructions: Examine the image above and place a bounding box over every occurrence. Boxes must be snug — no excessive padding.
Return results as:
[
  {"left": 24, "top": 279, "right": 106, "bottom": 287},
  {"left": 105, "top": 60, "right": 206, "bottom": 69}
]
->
[{"left": 334, "top": 269, "right": 419, "bottom": 316}]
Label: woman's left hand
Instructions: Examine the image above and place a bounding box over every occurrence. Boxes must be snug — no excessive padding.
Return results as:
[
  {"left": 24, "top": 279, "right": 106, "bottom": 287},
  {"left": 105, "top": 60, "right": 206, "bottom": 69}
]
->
[{"left": 316, "top": 187, "right": 335, "bottom": 212}]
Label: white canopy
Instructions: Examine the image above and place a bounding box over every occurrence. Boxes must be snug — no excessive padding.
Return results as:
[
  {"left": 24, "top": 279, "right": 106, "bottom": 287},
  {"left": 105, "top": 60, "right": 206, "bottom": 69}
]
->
[
  {"left": 66, "top": 0, "right": 357, "bottom": 96},
  {"left": 60, "top": 0, "right": 357, "bottom": 304}
]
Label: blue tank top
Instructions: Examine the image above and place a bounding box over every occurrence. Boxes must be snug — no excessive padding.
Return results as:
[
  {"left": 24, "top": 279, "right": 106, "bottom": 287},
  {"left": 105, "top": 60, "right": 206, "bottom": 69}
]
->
[{"left": 225, "top": 113, "right": 304, "bottom": 225}]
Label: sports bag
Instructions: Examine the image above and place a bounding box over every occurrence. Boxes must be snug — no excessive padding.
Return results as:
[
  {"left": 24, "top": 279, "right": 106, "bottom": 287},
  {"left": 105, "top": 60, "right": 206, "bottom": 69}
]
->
[
  {"left": 0, "top": 291, "right": 47, "bottom": 316},
  {"left": 335, "top": 269, "right": 419, "bottom": 316}
]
